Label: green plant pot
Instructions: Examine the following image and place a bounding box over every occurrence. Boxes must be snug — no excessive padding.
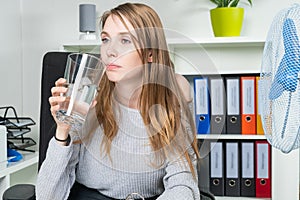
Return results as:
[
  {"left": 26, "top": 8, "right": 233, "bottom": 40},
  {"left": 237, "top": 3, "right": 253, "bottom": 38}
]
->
[{"left": 210, "top": 7, "right": 244, "bottom": 37}]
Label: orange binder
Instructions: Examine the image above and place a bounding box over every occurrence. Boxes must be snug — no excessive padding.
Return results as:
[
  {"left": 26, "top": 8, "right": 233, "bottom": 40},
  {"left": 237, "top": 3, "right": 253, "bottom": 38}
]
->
[
  {"left": 240, "top": 76, "right": 256, "bottom": 135},
  {"left": 256, "top": 76, "right": 264, "bottom": 135}
]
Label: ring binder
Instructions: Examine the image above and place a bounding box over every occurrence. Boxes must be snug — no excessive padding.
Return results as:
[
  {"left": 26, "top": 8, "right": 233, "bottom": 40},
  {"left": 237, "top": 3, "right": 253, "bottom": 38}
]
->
[
  {"left": 209, "top": 141, "right": 224, "bottom": 196},
  {"left": 241, "top": 142, "right": 255, "bottom": 197},
  {"left": 240, "top": 76, "right": 256, "bottom": 135},
  {"left": 255, "top": 140, "right": 271, "bottom": 198},
  {"left": 209, "top": 77, "right": 226, "bottom": 134},
  {"left": 225, "top": 76, "right": 241, "bottom": 134},
  {"left": 194, "top": 77, "right": 210, "bottom": 134},
  {"left": 225, "top": 142, "right": 240, "bottom": 196}
]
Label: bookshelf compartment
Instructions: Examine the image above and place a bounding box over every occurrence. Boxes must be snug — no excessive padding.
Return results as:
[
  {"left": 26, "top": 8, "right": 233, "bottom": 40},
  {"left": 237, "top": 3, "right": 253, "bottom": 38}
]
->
[{"left": 61, "top": 37, "right": 299, "bottom": 200}]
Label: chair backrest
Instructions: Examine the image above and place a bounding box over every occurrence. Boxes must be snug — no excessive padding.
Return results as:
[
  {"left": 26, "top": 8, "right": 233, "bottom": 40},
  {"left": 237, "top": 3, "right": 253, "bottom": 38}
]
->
[{"left": 39, "top": 51, "right": 72, "bottom": 169}]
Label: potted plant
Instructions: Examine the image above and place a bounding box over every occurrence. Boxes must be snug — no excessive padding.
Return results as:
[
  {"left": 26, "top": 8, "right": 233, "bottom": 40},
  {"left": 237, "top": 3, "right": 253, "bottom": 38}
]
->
[{"left": 209, "top": 0, "right": 252, "bottom": 37}]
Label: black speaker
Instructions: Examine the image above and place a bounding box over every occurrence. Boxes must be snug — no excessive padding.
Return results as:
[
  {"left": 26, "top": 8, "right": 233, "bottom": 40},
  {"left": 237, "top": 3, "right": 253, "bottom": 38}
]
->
[{"left": 79, "top": 4, "right": 96, "bottom": 33}]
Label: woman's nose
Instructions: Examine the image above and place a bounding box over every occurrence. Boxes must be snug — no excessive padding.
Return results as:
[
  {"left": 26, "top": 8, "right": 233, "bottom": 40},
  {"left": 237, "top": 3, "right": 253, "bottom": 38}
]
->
[{"left": 106, "top": 42, "right": 118, "bottom": 58}]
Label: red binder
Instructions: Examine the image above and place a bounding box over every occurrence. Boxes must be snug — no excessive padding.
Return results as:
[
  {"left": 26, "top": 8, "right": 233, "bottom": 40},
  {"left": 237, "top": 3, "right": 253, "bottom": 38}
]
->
[
  {"left": 255, "top": 140, "right": 271, "bottom": 198},
  {"left": 240, "top": 76, "right": 256, "bottom": 134}
]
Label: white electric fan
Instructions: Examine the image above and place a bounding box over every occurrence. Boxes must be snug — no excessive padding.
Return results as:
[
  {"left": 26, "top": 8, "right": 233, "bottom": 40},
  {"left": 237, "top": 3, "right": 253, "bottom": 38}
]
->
[{"left": 259, "top": 3, "right": 300, "bottom": 153}]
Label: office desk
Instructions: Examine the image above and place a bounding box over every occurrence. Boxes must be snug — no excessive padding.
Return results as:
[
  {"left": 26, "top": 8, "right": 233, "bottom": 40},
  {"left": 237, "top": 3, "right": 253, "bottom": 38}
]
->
[{"left": 0, "top": 151, "right": 38, "bottom": 197}]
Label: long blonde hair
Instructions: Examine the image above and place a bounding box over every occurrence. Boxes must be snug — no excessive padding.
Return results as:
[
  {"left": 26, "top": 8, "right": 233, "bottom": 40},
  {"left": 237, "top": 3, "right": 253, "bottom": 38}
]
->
[{"left": 95, "top": 3, "right": 199, "bottom": 176}]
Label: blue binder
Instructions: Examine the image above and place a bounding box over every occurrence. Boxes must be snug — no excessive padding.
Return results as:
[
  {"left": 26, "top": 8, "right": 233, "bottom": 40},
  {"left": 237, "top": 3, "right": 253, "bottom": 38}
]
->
[{"left": 194, "top": 77, "right": 210, "bottom": 134}]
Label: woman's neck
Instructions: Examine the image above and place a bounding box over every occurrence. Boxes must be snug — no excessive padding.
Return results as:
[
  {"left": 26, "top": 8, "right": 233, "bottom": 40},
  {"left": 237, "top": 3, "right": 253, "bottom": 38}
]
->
[{"left": 114, "top": 82, "right": 142, "bottom": 109}]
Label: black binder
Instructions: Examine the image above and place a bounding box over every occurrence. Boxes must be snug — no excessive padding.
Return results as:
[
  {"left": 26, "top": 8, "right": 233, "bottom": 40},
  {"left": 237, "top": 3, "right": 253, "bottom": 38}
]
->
[
  {"left": 198, "top": 140, "right": 210, "bottom": 192},
  {"left": 241, "top": 141, "right": 256, "bottom": 197},
  {"left": 225, "top": 76, "right": 241, "bottom": 134},
  {"left": 225, "top": 141, "right": 240, "bottom": 196},
  {"left": 209, "top": 141, "right": 224, "bottom": 196}
]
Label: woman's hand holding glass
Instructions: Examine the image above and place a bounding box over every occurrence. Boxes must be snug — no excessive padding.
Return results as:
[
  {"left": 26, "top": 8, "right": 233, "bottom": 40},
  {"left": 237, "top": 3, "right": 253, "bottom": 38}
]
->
[
  {"left": 54, "top": 53, "right": 105, "bottom": 132},
  {"left": 49, "top": 78, "right": 71, "bottom": 143}
]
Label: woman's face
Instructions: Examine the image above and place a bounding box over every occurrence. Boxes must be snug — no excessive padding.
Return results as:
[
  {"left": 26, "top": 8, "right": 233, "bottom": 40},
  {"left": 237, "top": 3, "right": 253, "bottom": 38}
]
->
[{"left": 100, "top": 15, "right": 143, "bottom": 83}]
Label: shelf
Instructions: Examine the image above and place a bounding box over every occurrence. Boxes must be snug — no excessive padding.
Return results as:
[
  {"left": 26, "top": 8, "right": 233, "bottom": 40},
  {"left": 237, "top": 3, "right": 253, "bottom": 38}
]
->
[
  {"left": 215, "top": 197, "right": 270, "bottom": 200},
  {"left": 62, "top": 39, "right": 100, "bottom": 47},
  {"left": 61, "top": 37, "right": 266, "bottom": 52},
  {"left": 0, "top": 151, "right": 38, "bottom": 178},
  {"left": 61, "top": 40, "right": 101, "bottom": 53},
  {"left": 167, "top": 37, "right": 265, "bottom": 48},
  {"left": 197, "top": 134, "right": 266, "bottom": 140}
]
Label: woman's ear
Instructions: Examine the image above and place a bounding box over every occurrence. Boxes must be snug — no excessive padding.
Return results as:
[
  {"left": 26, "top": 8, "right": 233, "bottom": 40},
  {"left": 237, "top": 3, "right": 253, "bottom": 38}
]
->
[{"left": 147, "top": 52, "right": 153, "bottom": 63}]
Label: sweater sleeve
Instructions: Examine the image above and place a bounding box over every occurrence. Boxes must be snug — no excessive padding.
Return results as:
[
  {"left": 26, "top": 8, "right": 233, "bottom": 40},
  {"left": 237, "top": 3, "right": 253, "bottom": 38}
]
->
[
  {"left": 36, "top": 137, "right": 80, "bottom": 200},
  {"left": 157, "top": 147, "right": 200, "bottom": 200}
]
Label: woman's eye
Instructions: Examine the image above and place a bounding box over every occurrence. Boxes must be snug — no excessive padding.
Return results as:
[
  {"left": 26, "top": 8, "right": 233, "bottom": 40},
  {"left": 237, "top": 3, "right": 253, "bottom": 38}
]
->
[
  {"left": 101, "top": 37, "right": 109, "bottom": 44},
  {"left": 121, "top": 38, "right": 131, "bottom": 44}
]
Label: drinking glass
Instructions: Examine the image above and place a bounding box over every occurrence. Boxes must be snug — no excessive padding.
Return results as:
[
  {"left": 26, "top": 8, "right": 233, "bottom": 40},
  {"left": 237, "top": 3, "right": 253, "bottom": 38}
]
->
[{"left": 56, "top": 53, "right": 105, "bottom": 131}]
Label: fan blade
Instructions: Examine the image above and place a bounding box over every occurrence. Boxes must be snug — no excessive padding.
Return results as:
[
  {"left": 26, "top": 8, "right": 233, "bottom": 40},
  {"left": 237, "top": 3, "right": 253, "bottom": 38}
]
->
[{"left": 269, "top": 18, "right": 300, "bottom": 100}]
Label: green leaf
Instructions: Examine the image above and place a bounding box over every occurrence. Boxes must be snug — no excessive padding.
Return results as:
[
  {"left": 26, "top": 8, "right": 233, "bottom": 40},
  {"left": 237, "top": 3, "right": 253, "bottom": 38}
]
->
[
  {"left": 210, "top": 0, "right": 221, "bottom": 7},
  {"left": 229, "top": 0, "right": 239, "bottom": 7},
  {"left": 248, "top": 0, "right": 253, "bottom": 6},
  {"left": 222, "top": 0, "right": 228, "bottom": 7},
  {"left": 210, "top": 0, "right": 253, "bottom": 7}
]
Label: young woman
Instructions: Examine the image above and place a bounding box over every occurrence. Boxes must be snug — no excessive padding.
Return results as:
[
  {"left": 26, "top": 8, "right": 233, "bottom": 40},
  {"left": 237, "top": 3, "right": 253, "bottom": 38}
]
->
[{"left": 36, "top": 3, "right": 200, "bottom": 200}]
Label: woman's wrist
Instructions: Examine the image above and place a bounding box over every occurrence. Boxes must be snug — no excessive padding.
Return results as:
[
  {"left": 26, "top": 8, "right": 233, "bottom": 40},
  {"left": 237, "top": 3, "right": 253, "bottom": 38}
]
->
[
  {"left": 55, "top": 125, "right": 71, "bottom": 145},
  {"left": 54, "top": 134, "right": 71, "bottom": 145}
]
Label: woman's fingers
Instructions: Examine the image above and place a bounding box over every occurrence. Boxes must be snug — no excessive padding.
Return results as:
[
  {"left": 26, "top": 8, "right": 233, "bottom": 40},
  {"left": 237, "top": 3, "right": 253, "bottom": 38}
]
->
[
  {"left": 55, "top": 78, "right": 67, "bottom": 86},
  {"left": 91, "top": 100, "right": 97, "bottom": 108},
  {"left": 51, "top": 78, "right": 68, "bottom": 97},
  {"left": 50, "top": 104, "right": 60, "bottom": 116},
  {"left": 48, "top": 78, "right": 73, "bottom": 131},
  {"left": 49, "top": 96, "right": 66, "bottom": 106},
  {"left": 51, "top": 86, "right": 68, "bottom": 96}
]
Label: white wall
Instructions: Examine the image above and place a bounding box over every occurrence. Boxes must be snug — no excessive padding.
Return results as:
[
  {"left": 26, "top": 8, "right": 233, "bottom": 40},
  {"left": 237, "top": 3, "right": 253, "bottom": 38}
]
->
[{"left": 0, "top": 1, "right": 22, "bottom": 111}]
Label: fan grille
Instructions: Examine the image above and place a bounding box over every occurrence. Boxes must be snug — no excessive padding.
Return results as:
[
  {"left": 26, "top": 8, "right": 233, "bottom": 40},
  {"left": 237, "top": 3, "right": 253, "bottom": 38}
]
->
[{"left": 260, "top": 3, "right": 300, "bottom": 153}]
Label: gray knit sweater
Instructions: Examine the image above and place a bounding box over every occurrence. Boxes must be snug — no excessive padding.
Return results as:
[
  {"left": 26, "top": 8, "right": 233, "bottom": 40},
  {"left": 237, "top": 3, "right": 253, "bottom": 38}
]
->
[{"left": 36, "top": 103, "right": 200, "bottom": 200}]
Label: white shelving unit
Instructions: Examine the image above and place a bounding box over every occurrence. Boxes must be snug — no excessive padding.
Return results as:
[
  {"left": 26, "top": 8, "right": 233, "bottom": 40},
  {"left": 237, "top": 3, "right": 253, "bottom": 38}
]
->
[
  {"left": 0, "top": 151, "right": 38, "bottom": 197},
  {"left": 61, "top": 37, "right": 299, "bottom": 200}
]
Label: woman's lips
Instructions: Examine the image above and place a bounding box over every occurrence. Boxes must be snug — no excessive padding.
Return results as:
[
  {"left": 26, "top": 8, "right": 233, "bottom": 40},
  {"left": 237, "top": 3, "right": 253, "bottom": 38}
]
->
[{"left": 106, "top": 64, "right": 121, "bottom": 71}]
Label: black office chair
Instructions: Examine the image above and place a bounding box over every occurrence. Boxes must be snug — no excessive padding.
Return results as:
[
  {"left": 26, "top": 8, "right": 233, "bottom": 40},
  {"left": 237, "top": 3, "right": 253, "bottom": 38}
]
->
[
  {"left": 2, "top": 51, "right": 215, "bottom": 200},
  {"left": 2, "top": 51, "right": 71, "bottom": 200}
]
